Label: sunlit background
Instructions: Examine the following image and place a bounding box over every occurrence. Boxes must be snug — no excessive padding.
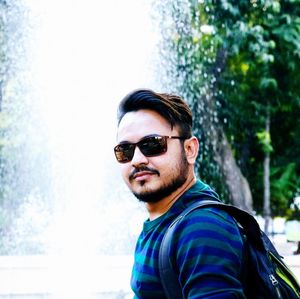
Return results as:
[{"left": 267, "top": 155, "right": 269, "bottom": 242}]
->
[
  {"left": 0, "top": 0, "right": 159, "bottom": 298},
  {"left": 26, "top": 0, "right": 157, "bottom": 255}
]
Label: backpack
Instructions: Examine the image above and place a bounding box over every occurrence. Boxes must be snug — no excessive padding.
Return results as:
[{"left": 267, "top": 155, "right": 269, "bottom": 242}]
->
[{"left": 159, "top": 200, "right": 300, "bottom": 299}]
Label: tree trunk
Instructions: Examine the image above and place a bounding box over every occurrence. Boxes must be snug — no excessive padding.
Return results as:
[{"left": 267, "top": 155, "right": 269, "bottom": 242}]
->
[
  {"left": 263, "top": 112, "right": 271, "bottom": 234},
  {"left": 214, "top": 129, "right": 253, "bottom": 212},
  {"left": 197, "top": 82, "right": 253, "bottom": 212},
  {"left": 209, "top": 48, "right": 253, "bottom": 212},
  {"left": 197, "top": 116, "right": 253, "bottom": 212}
]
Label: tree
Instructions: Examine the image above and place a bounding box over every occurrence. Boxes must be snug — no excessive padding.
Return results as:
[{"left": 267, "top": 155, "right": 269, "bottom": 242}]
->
[
  {"left": 153, "top": 0, "right": 253, "bottom": 211},
  {"left": 214, "top": 0, "right": 300, "bottom": 228},
  {"left": 153, "top": 0, "right": 300, "bottom": 220}
]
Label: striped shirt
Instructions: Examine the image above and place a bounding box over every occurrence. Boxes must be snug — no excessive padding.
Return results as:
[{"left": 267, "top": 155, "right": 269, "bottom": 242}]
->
[{"left": 131, "top": 180, "right": 246, "bottom": 298}]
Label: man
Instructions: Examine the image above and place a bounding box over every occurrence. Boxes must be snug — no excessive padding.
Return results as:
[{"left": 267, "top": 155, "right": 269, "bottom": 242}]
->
[{"left": 114, "top": 89, "right": 246, "bottom": 298}]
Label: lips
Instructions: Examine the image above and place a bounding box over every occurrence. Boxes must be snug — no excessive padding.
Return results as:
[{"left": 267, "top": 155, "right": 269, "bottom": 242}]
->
[
  {"left": 129, "top": 166, "right": 160, "bottom": 182},
  {"left": 133, "top": 171, "right": 156, "bottom": 181}
]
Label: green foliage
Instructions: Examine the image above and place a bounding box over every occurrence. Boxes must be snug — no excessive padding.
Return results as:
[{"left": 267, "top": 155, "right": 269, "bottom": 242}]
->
[
  {"left": 154, "top": 0, "right": 300, "bottom": 216},
  {"left": 270, "top": 163, "right": 299, "bottom": 215},
  {"left": 286, "top": 208, "right": 300, "bottom": 221},
  {"left": 208, "top": 0, "right": 300, "bottom": 215},
  {"left": 256, "top": 130, "right": 273, "bottom": 154}
]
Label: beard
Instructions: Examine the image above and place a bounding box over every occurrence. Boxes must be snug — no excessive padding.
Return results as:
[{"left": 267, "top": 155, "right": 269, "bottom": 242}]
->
[{"left": 131, "top": 152, "right": 189, "bottom": 203}]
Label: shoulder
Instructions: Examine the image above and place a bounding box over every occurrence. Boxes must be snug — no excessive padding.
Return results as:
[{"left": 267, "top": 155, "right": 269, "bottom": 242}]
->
[
  {"left": 170, "top": 205, "right": 245, "bottom": 265},
  {"left": 176, "top": 205, "right": 242, "bottom": 238}
]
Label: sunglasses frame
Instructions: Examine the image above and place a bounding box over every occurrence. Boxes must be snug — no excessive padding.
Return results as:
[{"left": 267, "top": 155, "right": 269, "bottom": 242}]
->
[{"left": 114, "top": 135, "right": 186, "bottom": 163}]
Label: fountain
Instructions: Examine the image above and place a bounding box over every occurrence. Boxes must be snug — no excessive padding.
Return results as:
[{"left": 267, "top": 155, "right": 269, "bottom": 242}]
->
[{"left": 0, "top": 0, "right": 158, "bottom": 298}]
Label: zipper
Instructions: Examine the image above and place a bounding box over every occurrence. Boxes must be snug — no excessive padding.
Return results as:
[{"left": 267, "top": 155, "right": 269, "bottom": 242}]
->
[
  {"left": 269, "top": 251, "right": 300, "bottom": 288},
  {"left": 269, "top": 274, "right": 283, "bottom": 299}
]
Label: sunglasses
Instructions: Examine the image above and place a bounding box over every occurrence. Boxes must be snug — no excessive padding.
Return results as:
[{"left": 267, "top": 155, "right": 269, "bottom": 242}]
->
[{"left": 114, "top": 135, "right": 186, "bottom": 163}]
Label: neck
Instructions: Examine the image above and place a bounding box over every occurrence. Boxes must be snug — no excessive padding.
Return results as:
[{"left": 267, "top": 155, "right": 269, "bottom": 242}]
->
[{"left": 146, "top": 176, "right": 196, "bottom": 220}]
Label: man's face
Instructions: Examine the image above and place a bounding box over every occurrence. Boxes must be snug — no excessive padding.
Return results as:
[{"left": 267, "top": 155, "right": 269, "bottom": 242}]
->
[{"left": 116, "top": 109, "right": 189, "bottom": 203}]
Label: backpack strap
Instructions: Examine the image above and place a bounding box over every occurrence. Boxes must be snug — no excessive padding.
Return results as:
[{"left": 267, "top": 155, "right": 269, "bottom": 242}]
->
[{"left": 159, "top": 200, "right": 264, "bottom": 299}]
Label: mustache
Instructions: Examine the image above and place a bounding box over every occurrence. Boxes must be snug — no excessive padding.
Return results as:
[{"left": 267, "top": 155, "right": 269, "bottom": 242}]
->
[{"left": 129, "top": 166, "right": 160, "bottom": 181}]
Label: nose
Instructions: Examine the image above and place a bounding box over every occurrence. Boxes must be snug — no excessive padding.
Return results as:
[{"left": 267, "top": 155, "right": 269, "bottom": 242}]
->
[{"left": 131, "top": 145, "right": 149, "bottom": 166}]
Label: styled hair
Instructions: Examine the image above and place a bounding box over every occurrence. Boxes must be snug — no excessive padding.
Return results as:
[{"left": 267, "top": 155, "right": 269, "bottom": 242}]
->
[{"left": 117, "top": 89, "right": 193, "bottom": 138}]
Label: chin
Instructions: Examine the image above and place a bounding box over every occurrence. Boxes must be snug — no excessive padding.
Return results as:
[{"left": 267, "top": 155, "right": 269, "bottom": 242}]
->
[
  {"left": 133, "top": 180, "right": 184, "bottom": 204},
  {"left": 129, "top": 182, "right": 160, "bottom": 202},
  {"left": 133, "top": 190, "right": 163, "bottom": 203},
  {"left": 131, "top": 180, "right": 156, "bottom": 194},
  {"left": 130, "top": 176, "right": 157, "bottom": 190}
]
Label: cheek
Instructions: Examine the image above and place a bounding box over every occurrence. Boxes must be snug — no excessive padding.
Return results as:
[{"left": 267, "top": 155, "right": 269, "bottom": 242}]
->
[
  {"left": 164, "top": 152, "right": 186, "bottom": 176},
  {"left": 156, "top": 157, "right": 179, "bottom": 178}
]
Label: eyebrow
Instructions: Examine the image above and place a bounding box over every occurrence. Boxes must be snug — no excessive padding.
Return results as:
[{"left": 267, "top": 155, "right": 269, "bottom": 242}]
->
[{"left": 117, "top": 134, "right": 162, "bottom": 145}]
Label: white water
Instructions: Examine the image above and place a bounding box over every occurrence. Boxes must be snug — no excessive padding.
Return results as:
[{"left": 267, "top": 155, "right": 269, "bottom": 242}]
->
[
  {"left": 27, "top": 0, "right": 157, "bottom": 251},
  {"left": 6, "top": 0, "right": 159, "bottom": 297}
]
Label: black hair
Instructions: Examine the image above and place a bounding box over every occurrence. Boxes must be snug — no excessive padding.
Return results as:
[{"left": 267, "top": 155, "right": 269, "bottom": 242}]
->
[{"left": 117, "top": 89, "right": 192, "bottom": 138}]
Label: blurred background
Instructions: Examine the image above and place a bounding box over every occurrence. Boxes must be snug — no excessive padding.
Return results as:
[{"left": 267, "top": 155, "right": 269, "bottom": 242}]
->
[{"left": 0, "top": 0, "right": 299, "bottom": 298}]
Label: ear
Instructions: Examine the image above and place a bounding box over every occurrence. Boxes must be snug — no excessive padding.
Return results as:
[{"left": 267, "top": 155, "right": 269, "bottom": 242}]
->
[{"left": 184, "top": 136, "right": 199, "bottom": 164}]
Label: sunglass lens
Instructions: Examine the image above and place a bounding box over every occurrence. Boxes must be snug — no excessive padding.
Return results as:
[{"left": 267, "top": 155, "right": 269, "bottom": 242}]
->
[
  {"left": 114, "top": 144, "right": 135, "bottom": 163},
  {"left": 114, "top": 136, "right": 168, "bottom": 163},
  {"left": 139, "top": 136, "right": 167, "bottom": 156}
]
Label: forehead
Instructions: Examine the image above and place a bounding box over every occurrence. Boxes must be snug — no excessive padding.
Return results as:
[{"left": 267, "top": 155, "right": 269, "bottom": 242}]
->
[{"left": 117, "top": 109, "right": 175, "bottom": 142}]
